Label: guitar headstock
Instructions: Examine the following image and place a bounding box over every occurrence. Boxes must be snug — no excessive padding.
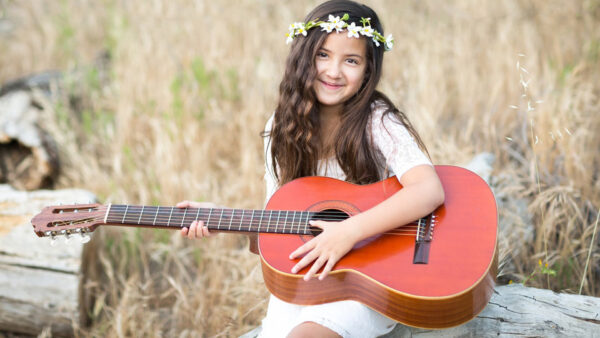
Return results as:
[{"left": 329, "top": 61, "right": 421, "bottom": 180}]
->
[{"left": 31, "top": 203, "right": 105, "bottom": 242}]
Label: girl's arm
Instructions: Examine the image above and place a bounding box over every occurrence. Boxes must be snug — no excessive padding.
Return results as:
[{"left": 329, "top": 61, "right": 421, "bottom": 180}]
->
[{"left": 289, "top": 164, "right": 445, "bottom": 280}]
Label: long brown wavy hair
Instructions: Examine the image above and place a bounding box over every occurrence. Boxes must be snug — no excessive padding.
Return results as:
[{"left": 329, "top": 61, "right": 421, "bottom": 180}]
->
[{"left": 268, "top": 0, "right": 428, "bottom": 186}]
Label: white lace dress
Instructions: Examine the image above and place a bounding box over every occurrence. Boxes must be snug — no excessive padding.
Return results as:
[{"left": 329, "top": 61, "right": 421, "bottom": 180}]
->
[{"left": 259, "top": 105, "right": 432, "bottom": 338}]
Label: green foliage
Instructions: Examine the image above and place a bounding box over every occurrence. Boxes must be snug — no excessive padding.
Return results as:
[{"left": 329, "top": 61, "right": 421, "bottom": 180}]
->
[
  {"left": 166, "top": 57, "right": 241, "bottom": 124},
  {"left": 191, "top": 57, "right": 215, "bottom": 94},
  {"left": 55, "top": 0, "right": 75, "bottom": 58},
  {"left": 518, "top": 259, "right": 557, "bottom": 286},
  {"left": 153, "top": 229, "right": 172, "bottom": 245},
  {"left": 587, "top": 39, "right": 600, "bottom": 62},
  {"left": 169, "top": 73, "right": 185, "bottom": 127}
]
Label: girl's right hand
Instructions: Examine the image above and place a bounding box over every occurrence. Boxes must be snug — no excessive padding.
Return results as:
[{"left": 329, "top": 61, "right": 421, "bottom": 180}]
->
[{"left": 176, "top": 200, "right": 218, "bottom": 239}]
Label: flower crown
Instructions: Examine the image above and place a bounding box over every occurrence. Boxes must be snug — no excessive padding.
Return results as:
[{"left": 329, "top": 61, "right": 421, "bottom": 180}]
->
[{"left": 286, "top": 13, "right": 394, "bottom": 51}]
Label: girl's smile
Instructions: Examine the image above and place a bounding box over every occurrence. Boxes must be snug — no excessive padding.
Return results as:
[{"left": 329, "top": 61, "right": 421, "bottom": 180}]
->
[
  {"left": 314, "top": 32, "right": 367, "bottom": 114},
  {"left": 319, "top": 79, "right": 344, "bottom": 90}
]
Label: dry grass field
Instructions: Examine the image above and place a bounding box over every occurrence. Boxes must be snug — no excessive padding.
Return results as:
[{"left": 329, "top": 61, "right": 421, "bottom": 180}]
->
[{"left": 1, "top": 0, "right": 599, "bottom": 336}]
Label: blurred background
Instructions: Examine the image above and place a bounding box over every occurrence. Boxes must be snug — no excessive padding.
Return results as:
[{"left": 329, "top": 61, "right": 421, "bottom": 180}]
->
[{"left": 0, "top": 0, "right": 598, "bottom": 336}]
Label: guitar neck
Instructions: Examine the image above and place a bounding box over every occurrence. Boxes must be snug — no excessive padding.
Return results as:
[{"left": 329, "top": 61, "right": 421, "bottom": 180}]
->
[{"left": 104, "top": 204, "right": 316, "bottom": 235}]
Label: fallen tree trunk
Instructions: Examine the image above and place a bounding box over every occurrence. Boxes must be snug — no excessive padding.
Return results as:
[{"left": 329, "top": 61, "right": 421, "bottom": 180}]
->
[
  {"left": 0, "top": 90, "right": 59, "bottom": 190},
  {"left": 0, "top": 184, "right": 95, "bottom": 337},
  {"left": 386, "top": 283, "right": 600, "bottom": 337},
  {"left": 240, "top": 283, "right": 600, "bottom": 337}
]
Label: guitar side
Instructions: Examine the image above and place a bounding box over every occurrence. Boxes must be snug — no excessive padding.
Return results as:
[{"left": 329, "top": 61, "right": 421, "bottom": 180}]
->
[{"left": 258, "top": 165, "right": 498, "bottom": 329}]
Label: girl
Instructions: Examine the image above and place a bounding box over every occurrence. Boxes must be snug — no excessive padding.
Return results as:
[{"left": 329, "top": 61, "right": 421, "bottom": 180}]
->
[{"left": 178, "top": 1, "right": 445, "bottom": 337}]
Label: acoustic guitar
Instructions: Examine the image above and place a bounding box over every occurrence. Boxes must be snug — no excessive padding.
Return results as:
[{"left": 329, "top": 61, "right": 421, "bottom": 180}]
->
[{"left": 31, "top": 165, "right": 497, "bottom": 329}]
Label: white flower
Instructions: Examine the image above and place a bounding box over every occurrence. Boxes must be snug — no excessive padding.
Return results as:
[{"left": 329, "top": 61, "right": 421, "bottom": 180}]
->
[
  {"left": 320, "top": 22, "right": 335, "bottom": 33},
  {"left": 384, "top": 34, "right": 394, "bottom": 50},
  {"left": 372, "top": 37, "right": 380, "bottom": 47},
  {"left": 346, "top": 22, "right": 361, "bottom": 38},
  {"left": 360, "top": 26, "right": 374, "bottom": 37},
  {"left": 295, "top": 23, "right": 307, "bottom": 36},
  {"left": 286, "top": 33, "right": 294, "bottom": 44},
  {"left": 328, "top": 15, "right": 346, "bottom": 32}
]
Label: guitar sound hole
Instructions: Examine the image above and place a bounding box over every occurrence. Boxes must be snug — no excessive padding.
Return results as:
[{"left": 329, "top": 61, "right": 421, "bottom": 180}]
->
[{"left": 309, "top": 209, "right": 350, "bottom": 236}]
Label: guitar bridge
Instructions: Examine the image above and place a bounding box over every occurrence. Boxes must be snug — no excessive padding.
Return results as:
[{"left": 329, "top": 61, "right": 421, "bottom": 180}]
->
[{"left": 413, "top": 214, "right": 436, "bottom": 264}]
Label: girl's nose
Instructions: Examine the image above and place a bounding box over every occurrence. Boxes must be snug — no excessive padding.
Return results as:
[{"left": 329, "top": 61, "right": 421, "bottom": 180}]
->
[{"left": 325, "top": 61, "right": 341, "bottom": 78}]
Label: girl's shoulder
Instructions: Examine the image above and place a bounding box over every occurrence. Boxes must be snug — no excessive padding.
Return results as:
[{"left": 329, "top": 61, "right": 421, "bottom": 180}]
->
[
  {"left": 264, "top": 113, "right": 275, "bottom": 132},
  {"left": 368, "top": 100, "right": 404, "bottom": 131}
]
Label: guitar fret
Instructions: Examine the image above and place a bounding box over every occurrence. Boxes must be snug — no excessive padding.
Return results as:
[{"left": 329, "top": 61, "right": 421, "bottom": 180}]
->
[
  {"left": 121, "top": 205, "right": 129, "bottom": 224},
  {"left": 290, "top": 211, "right": 296, "bottom": 234},
  {"left": 303, "top": 211, "right": 309, "bottom": 235},
  {"left": 239, "top": 209, "right": 244, "bottom": 231},
  {"left": 153, "top": 206, "right": 159, "bottom": 225},
  {"left": 206, "top": 208, "right": 213, "bottom": 228},
  {"left": 258, "top": 210, "right": 263, "bottom": 233},
  {"left": 267, "top": 210, "right": 272, "bottom": 233},
  {"left": 285, "top": 211, "right": 289, "bottom": 233},
  {"left": 180, "top": 207, "right": 187, "bottom": 228},
  {"left": 167, "top": 207, "right": 174, "bottom": 227},
  {"left": 218, "top": 209, "right": 224, "bottom": 229},
  {"left": 228, "top": 209, "right": 234, "bottom": 231},
  {"left": 138, "top": 205, "right": 144, "bottom": 225},
  {"left": 276, "top": 210, "right": 281, "bottom": 233},
  {"left": 193, "top": 207, "right": 200, "bottom": 227}
]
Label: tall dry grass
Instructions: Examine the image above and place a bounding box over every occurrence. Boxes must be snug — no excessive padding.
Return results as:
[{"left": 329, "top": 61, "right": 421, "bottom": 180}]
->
[{"left": 1, "top": 0, "right": 599, "bottom": 336}]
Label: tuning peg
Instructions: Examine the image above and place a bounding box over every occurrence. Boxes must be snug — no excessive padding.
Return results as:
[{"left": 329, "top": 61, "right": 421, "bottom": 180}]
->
[
  {"left": 74, "top": 228, "right": 91, "bottom": 244},
  {"left": 50, "top": 232, "right": 58, "bottom": 247}
]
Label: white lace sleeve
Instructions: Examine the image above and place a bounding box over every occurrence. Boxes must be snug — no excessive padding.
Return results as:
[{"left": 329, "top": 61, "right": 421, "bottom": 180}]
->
[
  {"left": 370, "top": 108, "right": 432, "bottom": 181},
  {"left": 263, "top": 114, "right": 279, "bottom": 205}
]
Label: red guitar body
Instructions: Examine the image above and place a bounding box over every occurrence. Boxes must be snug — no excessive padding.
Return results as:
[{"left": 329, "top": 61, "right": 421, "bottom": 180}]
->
[{"left": 259, "top": 165, "right": 497, "bottom": 329}]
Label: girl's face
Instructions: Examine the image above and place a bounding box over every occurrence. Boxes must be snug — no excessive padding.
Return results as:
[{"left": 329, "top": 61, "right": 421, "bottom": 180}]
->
[{"left": 314, "top": 32, "right": 367, "bottom": 114}]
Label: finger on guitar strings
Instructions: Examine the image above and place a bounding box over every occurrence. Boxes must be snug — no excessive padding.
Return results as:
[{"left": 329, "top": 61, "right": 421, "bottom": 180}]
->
[{"left": 183, "top": 220, "right": 211, "bottom": 239}]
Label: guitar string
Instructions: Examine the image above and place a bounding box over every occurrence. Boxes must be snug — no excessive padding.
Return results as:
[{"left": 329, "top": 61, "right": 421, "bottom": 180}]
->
[
  {"left": 107, "top": 205, "right": 384, "bottom": 217},
  {"left": 104, "top": 212, "right": 422, "bottom": 233},
  {"left": 46, "top": 215, "right": 420, "bottom": 236},
  {"left": 47, "top": 205, "right": 423, "bottom": 236},
  {"left": 105, "top": 205, "right": 429, "bottom": 226},
  {"left": 50, "top": 206, "right": 424, "bottom": 235}
]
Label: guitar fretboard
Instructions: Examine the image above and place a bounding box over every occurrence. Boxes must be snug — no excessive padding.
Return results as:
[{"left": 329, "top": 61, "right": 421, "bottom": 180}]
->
[{"left": 105, "top": 204, "right": 319, "bottom": 235}]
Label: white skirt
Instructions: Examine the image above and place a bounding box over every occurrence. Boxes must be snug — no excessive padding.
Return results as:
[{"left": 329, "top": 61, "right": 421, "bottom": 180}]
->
[{"left": 259, "top": 294, "right": 397, "bottom": 338}]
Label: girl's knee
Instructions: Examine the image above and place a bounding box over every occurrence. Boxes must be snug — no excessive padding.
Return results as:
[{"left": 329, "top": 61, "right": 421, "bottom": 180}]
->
[{"left": 287, "top": 321, "right": 341, "bottom": 338}]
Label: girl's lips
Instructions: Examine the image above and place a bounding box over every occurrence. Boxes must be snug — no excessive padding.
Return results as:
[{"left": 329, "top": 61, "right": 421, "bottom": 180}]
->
[{"left": 319, "top": 79, "right": 343, "bottom": 90}]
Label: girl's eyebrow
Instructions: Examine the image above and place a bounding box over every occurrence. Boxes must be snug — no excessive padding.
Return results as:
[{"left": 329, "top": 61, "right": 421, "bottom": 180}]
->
[{"left": 319, "top": 47, "right": 364, "bottom": 59}]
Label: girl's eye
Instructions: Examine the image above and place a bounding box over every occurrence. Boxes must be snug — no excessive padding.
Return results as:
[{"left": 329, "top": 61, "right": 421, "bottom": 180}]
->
[
  {"left": 346, "top": 58, "right": 359, "bottom": 65},
  {"left": 317, "top": 52, "right": 328, "bottom": 58}
]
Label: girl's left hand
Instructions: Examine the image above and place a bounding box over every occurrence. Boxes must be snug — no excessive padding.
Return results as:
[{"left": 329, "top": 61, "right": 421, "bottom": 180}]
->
[{"left": 289, "top": 219, "right": 362, "bottom": 281}]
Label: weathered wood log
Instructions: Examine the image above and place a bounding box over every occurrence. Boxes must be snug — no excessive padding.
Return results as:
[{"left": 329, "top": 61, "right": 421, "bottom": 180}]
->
[
  {"left": 0, "top": 90, "right": 60, "bottom": 190},
  {"left": 0, "top": 184, "right": 95, "bottom": 336},
  {"left": 386, "top": 284, "right": 600, "bottom": 337},
  {"left": 239, "top": 284, "right": 600, "bottom": 337}
]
